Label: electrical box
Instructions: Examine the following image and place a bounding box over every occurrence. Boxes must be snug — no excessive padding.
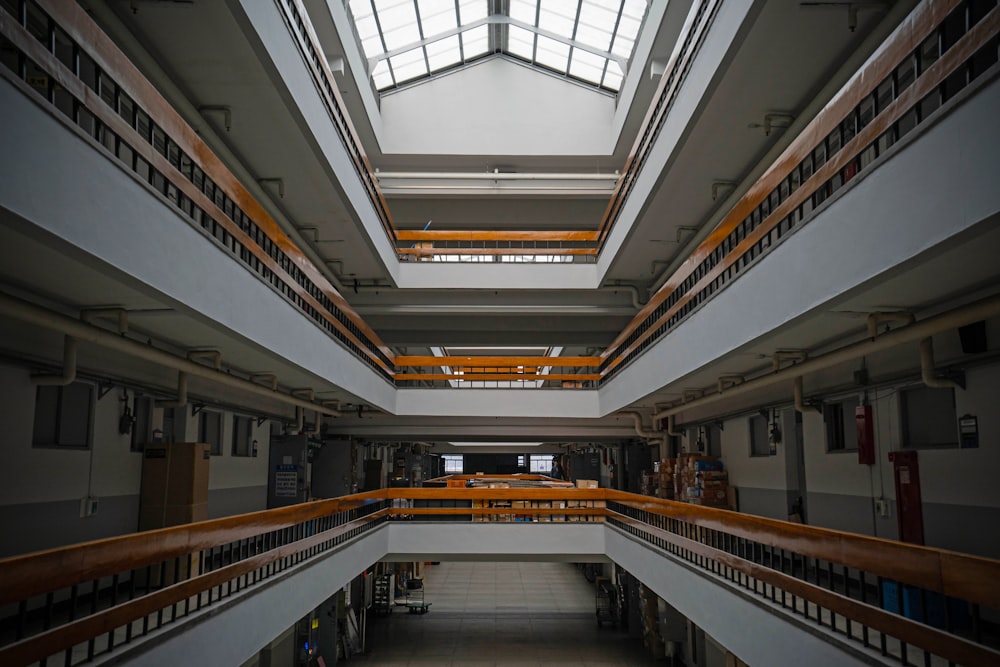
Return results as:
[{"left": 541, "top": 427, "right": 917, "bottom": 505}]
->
[{"left": 856, "top": 405, "right": 875, "bottom": 465}]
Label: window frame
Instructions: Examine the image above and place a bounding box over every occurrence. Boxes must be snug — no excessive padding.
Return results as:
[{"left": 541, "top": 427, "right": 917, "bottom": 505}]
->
[
  {"left": 198, "top": 409, "right": 223, "bottom": 456},
  {"left": 32, "top": 382, "right": 94, "bottom": 450},
  {"left": 130, "top": 394, "right": 155, "bottom": 452},
  {"left": 231, "top": 414, "right": 254, "bottom": 457},
  {"left": 824, "top": 395, "right": 860, "bottom": 453},
  {"left": 442, "top": 454, "right": 463, "bottom": 474},
  {"left": 748, "top": 414, "right": 771, "bottom": 458}
]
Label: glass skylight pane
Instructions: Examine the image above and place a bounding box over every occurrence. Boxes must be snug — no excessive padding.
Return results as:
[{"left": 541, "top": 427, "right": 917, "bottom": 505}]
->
[
  {"left": 537, "top": 3, "right": 575, "bottom": 36},
  {"left": 375, "top": 0, "right": 421, "bottom": 51},
  {"left": 507, "top": 25, "right": 535, "bottom": 60},
  {"left": 461, "top": 24, "right": 489, "bottom": 58},
  {"left": 457, "top": 0, "right": 488, "bottom": 25},
  {"left": 534, "top": 35, "right": 569, "bottom": 72},
  {"left": 602, "top": 68, "right": 622, "bottom": 91},
  {"left": 610, "top": 31, "right": 636, "bottom": 58},
  {"left": 389, "top": 48, "right": 428, "bottom": 83},
  {"left": 371, "top": 59, "right": 394, "bottom": 89},
  {"left": 418, "top": 1, "right": 458, "bottom": 37},
  {"left": 614, "top": 13, "right": 642, "bottom": 43},
  {"left": 360, "top": 35, "right": 385, "bottom": 58},
  {"left": 426, "top": 35, "right": 462, "bottom": 71},
  {"left": 509, "top": 0, "right": 538, "bottom": 25},
  {"left": 577, "top": 1, "right": 617, "bottom": 49},
  {"left": 353, "top": 15, "right": 381, "bottom": 46},
  {"left": 568, "top": 49, "right": 605, "bottom": 84}
]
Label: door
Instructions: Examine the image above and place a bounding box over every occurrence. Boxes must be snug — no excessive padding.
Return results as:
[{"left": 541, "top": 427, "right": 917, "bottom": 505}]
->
[{"left": 889, "top": 450, "right": 925, "bottom": 545}]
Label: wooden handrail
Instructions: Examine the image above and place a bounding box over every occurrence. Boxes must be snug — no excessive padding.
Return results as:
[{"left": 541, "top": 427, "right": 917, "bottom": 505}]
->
[
  {"left": 2, "top": 487, "right": 999, "bottom": 666},
  {"left": 611, "top": 512, "right": 1000, "bottom": 667},
  {"left": 393, "top": 373, "right": 601, "bottom": 382},
  {"left": 397, "top": 247, "right": 596, "bottom": 256},
  {"left": 29, "top": 0, "right": 395, "bottom": 368},
  {"left": 395, "top": 356, "right": 602, "bottom": 367},
  {"left": 0, "top": 490, "right": 386, "bottom": 605},
  {"left": 597, "top": 0, "right": 721, "bottom": 244},
  {"left": 396, "top": 230, "right": 601, "bottom": 242},
  {"left": 605, "top": 490, "right": 1000, "bottom": 610},
  {"left": 601, "top": 0, "right": 975, "bottom": 368},
  {"left": 0, "top": 510, "right": 389, "bottom": 667}
]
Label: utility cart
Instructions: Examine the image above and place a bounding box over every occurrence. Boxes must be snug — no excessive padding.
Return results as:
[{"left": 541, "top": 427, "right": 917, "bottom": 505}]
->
[
  {"left": 404, "top": 577, "right": 431, "bottom": 614},
  {"left": 595, "top": 577, "right": 619, "bottom": 627}
]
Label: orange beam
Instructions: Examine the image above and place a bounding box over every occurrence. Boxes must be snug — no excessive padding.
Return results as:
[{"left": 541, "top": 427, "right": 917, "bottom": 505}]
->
[
  {"left": 396, "top": 230, "right": 600, "bottom": 242},
  {"left": 395, "top": 356, "right": 601, "bottom": 367},
  {"left": 397, "top": 247, "right": 597, "bottom": 256},
  {"left": 393, "top": 373, "right": 600, "bottom": 382}
]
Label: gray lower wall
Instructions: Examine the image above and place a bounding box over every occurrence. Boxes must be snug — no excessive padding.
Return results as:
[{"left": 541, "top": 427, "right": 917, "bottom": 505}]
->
[
  {"left": 0, "top": 494, "right": 140, "bottom": 557},
  {"left": 805, "top": 491, "right": 889, "bottom": 538},
  {"left": 923, "top": 502, "right": 1000, "bottom": 559},
  {"left": 208, "top": 486, "right": 268, "bottom": 519},
  {"left": 732, "top": 487, "right": 789, "bottom": 521}
]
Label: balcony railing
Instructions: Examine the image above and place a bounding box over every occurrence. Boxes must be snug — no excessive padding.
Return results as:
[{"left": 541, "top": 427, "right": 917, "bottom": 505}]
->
[
  {"left": 0, "top": 486, "right": 997, "bottom": 666},
  {"left": 599, "top": 0, "right": 1000, "bottom": 383},
  {"left": 0, "top": 0, "right": 396, "bottom": 380}
]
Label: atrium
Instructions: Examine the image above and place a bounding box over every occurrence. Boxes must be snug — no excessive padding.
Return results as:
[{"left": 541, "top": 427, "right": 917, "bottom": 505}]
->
[{"left": 0, "top": 0, "right": 999, "bottom": 665}]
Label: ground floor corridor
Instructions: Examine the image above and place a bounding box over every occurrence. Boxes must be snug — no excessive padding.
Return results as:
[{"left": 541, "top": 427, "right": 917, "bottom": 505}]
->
[{"left": 357, "top": 562, "right": 662, "bottom": 666}]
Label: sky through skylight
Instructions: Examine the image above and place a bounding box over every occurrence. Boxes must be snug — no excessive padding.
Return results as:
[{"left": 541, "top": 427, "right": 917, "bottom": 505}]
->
[{"left": 347, "top": 0, "right": 648, "bottom": 93}]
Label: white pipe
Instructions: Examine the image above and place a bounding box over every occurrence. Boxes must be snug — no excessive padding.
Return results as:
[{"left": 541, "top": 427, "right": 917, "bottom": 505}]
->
[
  {"left": 0, "top": 291, "right": 342, "bottom": 418},
  {"left": 188, "top": 349, "right": 222, "bottom": 370},
  {"left": 794, "top": 376, "right": 821, "bottom": 414},
  {"left": 868, "top": 311, "right": 915, "bottom": 338},
  {"left": 375, "top": 171, "right": 621, "bottom": 181},
  {"left": 656, "top": 292, "right": 1000, "bottom": 417},
  {"left": 772, "top": 350, "right": 808, "bottom": 372},
  {"left": 920, "top": 337, "right": 962, "bottom": 390},
  {"left": 156, "top": 371, "right": 188, "bottom": 408},
  {"left": 31, "top": 336, "right": 77, "bottom": 386},
  {"left": 602, "top": 284, "right": 645, "bottom": 309},
  {"left": 81, "top": 308, "right": 128, "bottom": 335},
  {"left": 291, "top": 406, "right": 304, "bottom": 435},
  {"left": 618, "top": 411, "right": 661, "bottom": 439}
]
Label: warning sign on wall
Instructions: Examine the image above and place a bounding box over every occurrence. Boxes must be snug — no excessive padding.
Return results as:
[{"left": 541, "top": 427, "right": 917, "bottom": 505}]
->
[{"left": 275, "top": 464, "right": 299, "bottom": 497}]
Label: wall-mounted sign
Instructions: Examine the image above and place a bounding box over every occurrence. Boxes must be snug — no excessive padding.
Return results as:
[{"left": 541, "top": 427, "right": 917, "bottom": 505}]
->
[
  {"left": 274, "top": 463, "right": 299, "bottom": 497},
  {"left": 959, "top": 414, "right": 979, "bottom": 449}
]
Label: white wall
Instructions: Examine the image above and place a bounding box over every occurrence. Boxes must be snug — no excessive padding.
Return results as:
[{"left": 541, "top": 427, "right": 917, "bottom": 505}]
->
[
  {"left": 0, "top": 361, "right": 273, "bottom": 556},
  {"left": 713, "top": 355, "right": 1000, "bottom": 557},
  {"left": 379, "top": 59, "right": 615, "bottom": 156}
]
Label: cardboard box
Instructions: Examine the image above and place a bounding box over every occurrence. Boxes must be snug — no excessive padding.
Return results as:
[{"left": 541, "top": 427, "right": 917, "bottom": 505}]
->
[
  {"left": 575, "top": 479, "right": 599, "bottom": 489},
  {"left": 447, "top": 479, "right": 466, "bottom": 488}
]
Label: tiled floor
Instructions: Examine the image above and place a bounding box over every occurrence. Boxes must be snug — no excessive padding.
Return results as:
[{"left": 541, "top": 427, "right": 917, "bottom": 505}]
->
[{"left": 357, "top": 562, "right": 661, "bottom": 666}]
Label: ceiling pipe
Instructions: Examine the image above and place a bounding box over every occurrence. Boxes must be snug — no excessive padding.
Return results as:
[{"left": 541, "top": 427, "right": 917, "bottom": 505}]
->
[
  {"left": 304, "top": 409, "right": 323, "bottom": 437},
  {"left": 31, "top": 336, "right": 77, "bottom": 386},
  {"left": 156, "top": 371, "right": 188, "bottom": 408},
  {"left": 618, "top": 410, "right": 661, "bottom": 439},
  {"left": 602, "top": 283, "right": 646, "bottom": 309},
  {"left": 290, "top": 406, "right": 305, "bottom": 435},
  {"left": 666, "top": 414, "right": 685, "bottom": 437},
  {"left": 0, "top": 291, "right": 342, "bottom": 418},
  {"left": 250, "top": 373, "right": 278, "bottom": 391},
  {"left": 188, "top": 349, "right": 222, "bottom": 370},
  {"left": 654, "top": 292, "right": 1000, "bottom": 418},
  {"left": 772, "top": 350, "right": 808, "bottom": 371},
  {"left": 717, "top": 374, "right": 745, "bottom": 393},
  {"left": 81, "top": 308, "right": 128, "bottom": 335},
  {"left": 920, "top": 337, "right": 963, "bottom": 390},
  {"left": 374, "top": 171, "right": 621, "bottom": 181},
  {"left": 793, "top": 376, "right": 821, "bottom": 414},
  {"left": 868, "top": 311, "right": 915, "bottom": 338}
]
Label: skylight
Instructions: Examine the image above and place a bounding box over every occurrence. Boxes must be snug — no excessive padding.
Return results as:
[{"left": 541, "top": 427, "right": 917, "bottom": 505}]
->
[{"left": 347, "top": 0, "right": 648, "bottom": 93}]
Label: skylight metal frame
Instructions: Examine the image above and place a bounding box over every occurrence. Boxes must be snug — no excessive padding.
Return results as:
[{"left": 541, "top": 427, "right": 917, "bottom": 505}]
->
[{"left": 347, "top": 0, "right": 647, "bottom": 94}]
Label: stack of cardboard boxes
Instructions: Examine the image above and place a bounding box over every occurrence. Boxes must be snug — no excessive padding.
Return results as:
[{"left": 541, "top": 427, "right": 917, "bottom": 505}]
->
[
  {"left": 654, "top": 459, "right": 677, "bottom": 499},
  {"left": 675, "top": 455, "right": 730, "bottom": 508}
]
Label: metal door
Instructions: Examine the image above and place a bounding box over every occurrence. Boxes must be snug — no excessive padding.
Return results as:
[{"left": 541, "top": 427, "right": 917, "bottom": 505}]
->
[{"left": 889, "top": 450, "right": 924, "bottom": 545}]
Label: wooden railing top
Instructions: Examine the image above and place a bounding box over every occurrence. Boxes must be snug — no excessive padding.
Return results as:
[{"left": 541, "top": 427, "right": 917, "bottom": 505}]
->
[
  {"left": 33, "top": 0, "right": 395, "bottom": 367},
  {"left": 395, "top": 230, "right": 600, "bottom": 242},
  {"left": 395, "top": 356, "right": 601, "bottom": 367},
  {"left": 605, "top": 490, "right": 1000, "bottom": 610},
  {"left": 600, "top": 0, "right": 965, "bottom": 363}
]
